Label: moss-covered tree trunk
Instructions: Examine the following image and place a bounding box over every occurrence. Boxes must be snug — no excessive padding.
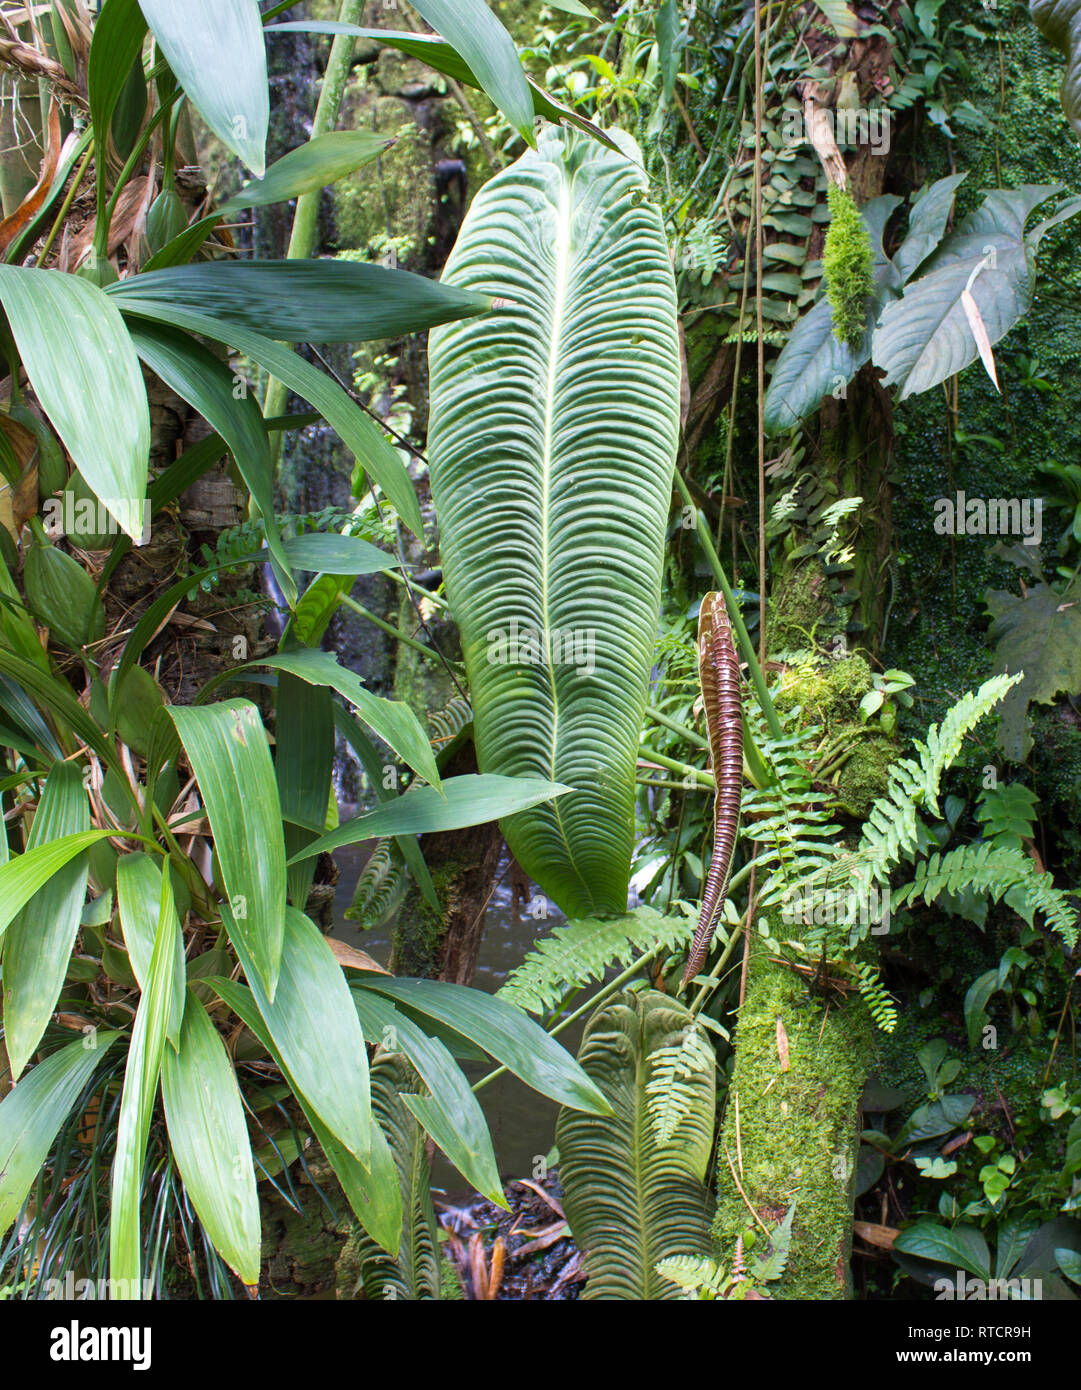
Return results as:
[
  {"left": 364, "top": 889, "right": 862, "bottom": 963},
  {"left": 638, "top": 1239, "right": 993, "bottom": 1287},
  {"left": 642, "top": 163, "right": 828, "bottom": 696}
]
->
[{"left": 712, "top": 929, "right": 872, "bottom": 1298}]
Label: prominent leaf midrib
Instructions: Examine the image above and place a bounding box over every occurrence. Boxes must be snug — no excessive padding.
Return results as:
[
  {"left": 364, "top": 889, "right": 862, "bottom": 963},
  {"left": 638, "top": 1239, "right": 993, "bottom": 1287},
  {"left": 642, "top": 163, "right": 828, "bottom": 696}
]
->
[{"left": 538, "top": 166, "right": 590, "bottom": 906}]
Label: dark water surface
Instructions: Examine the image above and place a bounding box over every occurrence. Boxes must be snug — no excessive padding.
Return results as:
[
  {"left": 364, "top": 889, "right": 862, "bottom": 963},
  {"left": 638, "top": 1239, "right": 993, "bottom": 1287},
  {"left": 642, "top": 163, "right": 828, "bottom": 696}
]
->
[{"left": 332, "top": 846, "right": 585, "bottom": 1193}]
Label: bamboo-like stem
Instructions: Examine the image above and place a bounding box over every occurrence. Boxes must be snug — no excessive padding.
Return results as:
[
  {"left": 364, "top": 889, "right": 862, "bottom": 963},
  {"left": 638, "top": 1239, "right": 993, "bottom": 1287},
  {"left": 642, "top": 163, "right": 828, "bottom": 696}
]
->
[
  {"left": 639, "top": 746, "right": 714, "bottom": 789},
  {"left": 263, "top": 0, "right": 365, "bottom": 430},
  {"left": 643, "top": 704, "right": 709, "bottom": 750}
]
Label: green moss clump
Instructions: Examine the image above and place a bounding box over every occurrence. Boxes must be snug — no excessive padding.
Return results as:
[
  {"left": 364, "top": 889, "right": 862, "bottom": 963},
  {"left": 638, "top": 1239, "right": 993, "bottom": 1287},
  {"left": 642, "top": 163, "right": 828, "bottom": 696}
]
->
[
  {"left": 835, "top": 733, "right": 895, "bottom": 818},
  {"left": 768, "top": 559, "right": 831, "bottom": 652},
  {"left": 823, "top": 183, "right": 873, "bottom": 351},
  {"left": 711, "top": 930, "right": 873, "bottom": 1299},
  {"left": 775, "top": 652, "right": 871, "bottom": 720}
]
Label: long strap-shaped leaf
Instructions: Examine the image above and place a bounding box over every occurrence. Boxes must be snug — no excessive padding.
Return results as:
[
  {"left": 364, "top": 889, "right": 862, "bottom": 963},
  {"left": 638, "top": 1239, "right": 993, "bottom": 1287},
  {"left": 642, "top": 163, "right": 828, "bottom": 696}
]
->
[
  {"left": 428, "top": 127, "right": 680, "bottom": 917},
  {"left": 682, "top": 593, "right": 743, "bottom": 985}
]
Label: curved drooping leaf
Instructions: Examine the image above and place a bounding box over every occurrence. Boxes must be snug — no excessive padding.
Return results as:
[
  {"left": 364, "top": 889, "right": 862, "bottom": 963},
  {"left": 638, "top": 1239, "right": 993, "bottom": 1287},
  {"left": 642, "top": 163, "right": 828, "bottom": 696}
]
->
[
  {"left": 213, "top": 977, "right": 399, "bottom": 1254},
  {"left": 0, "top": 1032, "right": 120, "bottom": 1238},
  {"left": 138, "top": 0, "right": 268, "bottom": 175},
  {"left": 87, "top": 0, "right": 148, "bottom": 183},
  {"left": 161, "top": 991, "right": 261, "bottom": 1288},
  {"left": 234, "top": 649, "right": 441, "bottom": 793},
  {"left": 110, "top": 868, "right": 179, "bottom": 1293},
  {"left": 128, "top": 319, "right": 296, "bottom": 607},
  {"left": 144, "top": 130, "right": 393, "bottom": 272},
  {"left": 111, "top": 296, "right": 425, "bottom": 539},
  {"left": 0, "top": 267, "right": 150, "bottom": 539},
  {"left": 266, "top": 23, "right": 616, "bottom": 149},
  {"left": 115, "top": 852, "right": 186, "bottom": 1048},
  {"left": 763, "top": 195, "right": 902, "bottom": 434},
  {"left": 1032, "top": 0, "right": 1081, "bottom": 135},
  {"left": 0, "top": 830, "right": 116, "bottom": 943},
  {"left": 350, "top": 988, "right": 504, "bottom": 1205},
  {"left": 110, "top": 260, "right": 494, "bottom": 344},
  {"left": 169, "top": 701, "right": 286, "bottom": 999},
  {"left": 1, "top": 760, "right": 89, "bottom": 1078},
  {"left": 410, "top": 0, "right": 533, "bottom": 145},
  {"left": 357, "top": 976, "right": 611, "bottom": 1116},
  {"left": 893, "top": 173, "right": 968, "bottom": 284},
  {"left": 288, "top": 774, "right": 571, "bottom": 863},
  {"left": 226, "top": 905, "right": 370, "bottom": 1164},
  {"left": 555, "top": 990, "right": 715, "bottom": 1299},
  {"left": 872, "top": 186, "right": 1081, "bottom": 400},
  {"left": 345, "top": 1053, "right": 447, "bottom": 1301},
  {"left": 428, "top": 127, "right": 681, "bottom": 916}
]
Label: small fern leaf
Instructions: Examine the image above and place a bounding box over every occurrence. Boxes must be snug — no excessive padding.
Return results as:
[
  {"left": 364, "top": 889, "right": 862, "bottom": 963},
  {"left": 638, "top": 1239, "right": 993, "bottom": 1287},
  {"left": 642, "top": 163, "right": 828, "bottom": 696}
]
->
[
  {"left": 646, "top": 1025, "right": 716, "bottom": 1144},
  {"left": 498, "top": 906, "right": 693, "bottom": 1016}
]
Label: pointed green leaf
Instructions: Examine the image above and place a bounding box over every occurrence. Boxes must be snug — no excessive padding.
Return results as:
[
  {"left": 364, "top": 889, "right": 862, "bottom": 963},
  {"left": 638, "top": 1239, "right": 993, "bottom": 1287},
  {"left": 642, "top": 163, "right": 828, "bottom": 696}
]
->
[
  {"left": 138, "top": 0, "right": 268, "bottom": 174},
  {"left": 355, "top": 976, "right": 612, "bottom": 1116},
  {"left": 161, "top": 991, "right": 261, "bottom": 1287},
  {"left": 109, "top": 297, "right": 424, "bottom": 540},
  {"left": 266, "top": 23, "right": 618, "bottom": 149},
  {"left": 351, "top": 988, "right": 505, "bottom": 1205},
  {"left": 111, "top": 259, "right": 493, "bottom": 344},
  {"left": 213, "top": 977, "right": 399, "bottom": 1253},
  {"left": 225, "top": 905, "right": 370, "bottom": 1163},
  {"left": 0, "top": 267, "right": 149, "bottom": 539},
  {"left": 873, "top": 187, "right": 1076, "bottom": 400},
  {"left": 169, "top": 701, "right": 286, "bottom": 999},
  {"left": 2, "top": 761, "right": 90, "bottom": 1079},
  {"left": 128, "top": 319, "right": 296, "bottom": 606},
  {"left": 144, "top": 130, "right": 394, "bottom": 272},
  {"left": 251, "top": 650, "right": 441, "bottom": 793},
  {"left": 0, "top": 1032, "right": 120, "bottom": 1238},
  {"left": 109, "top": 870, "right": 179, "bottom": 1293},
  {"left": 409, "top": 0, "right": 534, "bottom": 144},
  {"left": 0, "top": 831, "right": 116, "bottom": 943},
  {"left": 288, "top": 774, "right": 571, "bottom": 864},
  {"left": 275, "top": 672, "right": 333, "bottom": 908},
  {"left": 116, "top": 853, "right": 186, "bottom": 1048}
]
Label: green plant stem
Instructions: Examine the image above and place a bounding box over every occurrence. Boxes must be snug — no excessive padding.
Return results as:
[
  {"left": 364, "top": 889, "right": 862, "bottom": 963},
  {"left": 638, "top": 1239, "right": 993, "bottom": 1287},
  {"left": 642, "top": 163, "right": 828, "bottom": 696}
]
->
[
  {"left": 637, "top": 776, "right": 710, "bottom": 793},
  {"left": 338, "top": 593, "right": 448, "bottom": 667},
  {"left": 263, "top": 0, "right": 364, "bottom": 429},
  {"left": 639, "top": 745, "right": 714, "bottom": 789},
  {"left": 644, "top": 705, "right": 709, "bottom": 750},
  {"left": 472, "top": 938, "right": 675, "bottom": 1095},
  {"left": 672, "top": 469, "right": 782, "bottom": 739},
  {"left": 37, "top": 141, "right": 93, "bottom": 266}
]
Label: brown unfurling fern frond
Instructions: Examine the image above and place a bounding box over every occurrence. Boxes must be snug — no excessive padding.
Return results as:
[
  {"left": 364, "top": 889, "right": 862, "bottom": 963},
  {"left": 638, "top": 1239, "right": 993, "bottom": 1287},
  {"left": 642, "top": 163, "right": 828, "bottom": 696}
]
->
[{"left": 682, "top": 593, "right": 744, "bottom": 986}]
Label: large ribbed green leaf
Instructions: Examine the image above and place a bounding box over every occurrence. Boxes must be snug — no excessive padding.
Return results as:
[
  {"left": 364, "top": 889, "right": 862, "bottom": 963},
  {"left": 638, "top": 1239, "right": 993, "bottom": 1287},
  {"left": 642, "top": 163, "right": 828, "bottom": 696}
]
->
[
  {"left": 427, "top": 127, "right": 680, "bottom": 917},
  {"left": 555, "top": 991, "right": 715, "bottom": 1300}
]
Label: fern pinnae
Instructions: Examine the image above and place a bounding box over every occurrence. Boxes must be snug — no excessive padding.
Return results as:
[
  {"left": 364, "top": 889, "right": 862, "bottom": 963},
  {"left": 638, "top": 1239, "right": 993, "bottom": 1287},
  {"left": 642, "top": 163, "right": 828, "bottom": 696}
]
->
[
  {"left": 682, "top": 593, "right": 744, "bottom": 985},
  {"left": 646, "top": 1026, "right": 715, "bottom": 1144}
]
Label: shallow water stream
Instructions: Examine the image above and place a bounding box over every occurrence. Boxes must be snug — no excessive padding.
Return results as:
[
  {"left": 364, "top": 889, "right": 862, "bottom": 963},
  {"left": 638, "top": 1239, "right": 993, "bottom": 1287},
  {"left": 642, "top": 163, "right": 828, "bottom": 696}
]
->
[{"left": 332, "top": 845, "right": 585, "bottom": 1193}]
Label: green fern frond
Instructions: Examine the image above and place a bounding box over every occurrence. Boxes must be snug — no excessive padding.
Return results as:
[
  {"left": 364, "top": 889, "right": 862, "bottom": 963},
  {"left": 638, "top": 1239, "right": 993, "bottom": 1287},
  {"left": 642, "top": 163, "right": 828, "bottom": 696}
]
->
[
  {"left": 852, "top": 961, "right": 898, "bottom": 1031},
  {"left": 655, "top": 1254, "right": 728, "bottom": 1299},
  {"left": 851, "top": 674, "right": 1024, "bottom": 903},
  {"left": 497, "top": 906, "right": 693, "bottom": 1016},
  {"left": 646, "top": 1026, "right": 716, "bottom": 1144},
  {"left": 894, "top": 841, "right": 1078, "bottom": 946}
]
